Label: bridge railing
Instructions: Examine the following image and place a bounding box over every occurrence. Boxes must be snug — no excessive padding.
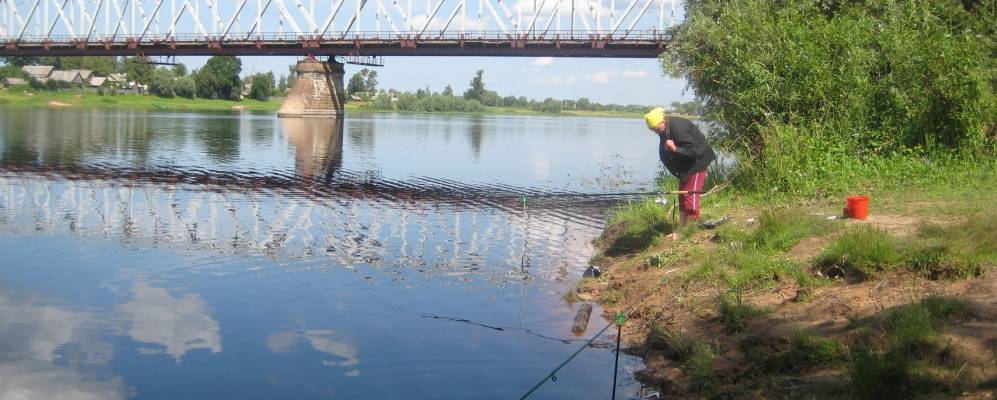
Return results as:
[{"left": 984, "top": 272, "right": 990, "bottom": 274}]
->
[{"left": 6, "top": 29, "right": 669, "bottom": 44}]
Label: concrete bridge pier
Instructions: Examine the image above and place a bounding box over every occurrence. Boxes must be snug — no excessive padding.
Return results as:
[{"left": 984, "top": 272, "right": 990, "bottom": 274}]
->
[{"left": 277, "top": 57, "right": 345, "bottom": 118}]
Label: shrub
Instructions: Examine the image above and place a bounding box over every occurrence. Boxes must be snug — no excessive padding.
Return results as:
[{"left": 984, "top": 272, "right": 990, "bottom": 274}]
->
[
  {"left": 148, "top": 68, "right": 176, "bottom": 98},
  {"left": 662, "top": 0, "right": 996, "bottom": 195},
  {"left": 174, "top": 76, "right": 196, "bottom": 99}
]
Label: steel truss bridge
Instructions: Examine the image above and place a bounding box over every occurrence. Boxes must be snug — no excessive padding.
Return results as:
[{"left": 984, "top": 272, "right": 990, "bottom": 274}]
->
[{"left": 0, "top": 0, "right": 679, "bottom": 57}]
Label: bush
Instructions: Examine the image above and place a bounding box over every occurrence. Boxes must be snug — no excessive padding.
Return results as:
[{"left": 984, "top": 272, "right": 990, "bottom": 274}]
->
[
  {"left": 663, "top": 0, "right": 996, "bottom": 195},
  {"left": 96, "top": 87, "right": 105, "bottom": 96},
  {"left": 148, "top": 68, "right": 175, "bottom": 98},
  {"left": 174, "top": 76, "right": 195, "bottom": 99},
  {"left": 249, "top": 72, "right": 275, "bottom": 101}
]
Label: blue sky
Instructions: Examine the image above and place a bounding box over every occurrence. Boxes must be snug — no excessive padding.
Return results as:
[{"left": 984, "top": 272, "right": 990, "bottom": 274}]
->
[{"left": 180, "top": 55, "right": 695, "bottom": 106}]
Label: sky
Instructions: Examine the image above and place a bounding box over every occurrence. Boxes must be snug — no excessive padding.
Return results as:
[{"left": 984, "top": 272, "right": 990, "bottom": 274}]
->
[{"left": 178, "top": 55, "right": 695, "bottom": 106}]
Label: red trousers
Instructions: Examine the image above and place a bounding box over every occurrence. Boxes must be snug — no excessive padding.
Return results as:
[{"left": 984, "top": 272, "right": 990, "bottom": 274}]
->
[{"left": 679, "top": 169, "right": 707, "bottom": 220}]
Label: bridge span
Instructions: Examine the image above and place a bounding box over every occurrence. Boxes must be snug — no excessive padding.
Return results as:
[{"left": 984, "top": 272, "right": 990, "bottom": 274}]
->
[{"left": 0, "top": 0, "right": 678, "bottom": 57}]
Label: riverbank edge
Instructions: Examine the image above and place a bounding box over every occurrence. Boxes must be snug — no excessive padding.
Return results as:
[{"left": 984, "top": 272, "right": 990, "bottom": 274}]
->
[
  {"left": 573, "top": 184, "right": 996, "bottom": 398},
  {"left": 0, "top": 90, "right": 676, "bottom": 119}
]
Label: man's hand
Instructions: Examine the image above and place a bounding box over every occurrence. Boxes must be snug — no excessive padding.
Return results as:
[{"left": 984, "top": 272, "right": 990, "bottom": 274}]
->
[{"left": 664, "top": 139, "right": 677, "bottom": 153}]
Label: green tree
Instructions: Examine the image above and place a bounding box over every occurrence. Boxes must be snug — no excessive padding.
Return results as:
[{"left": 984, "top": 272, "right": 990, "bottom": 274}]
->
[
  {"left": 174, "top": 76, "right": 196, "bottom": 98},
  {"left": 249, "top": 72, "right": 275, "bottom": 101},
  {"left": 194, "top": 56, "right": 242, "bottom": 99},
  {"left": 364, "top": 70, "right": 378, "bottom": 92},
  {"left": 663, "top": 0, "right": 994, "bottom": 155},
  {"left": 347, "top": 71, "right": 366, "bottom": 95},
  {"left": 443, "top": 84, "right": 454, "bottom": 96},
  {"left": 123, "top": 57, "right": 154, "bottom": 85},
  {"left": 172, "top": 63, "right": 188, "bottom": 77},
  {"left": 148, "top": 68, "right": 176, "bottom": 98},
  {"left": 463, "top": 70, "right": 486, "bottom": 101}
]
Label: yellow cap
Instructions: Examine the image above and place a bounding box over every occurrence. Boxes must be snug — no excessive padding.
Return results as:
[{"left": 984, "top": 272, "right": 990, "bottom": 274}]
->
[{"left": 644, "top": 107, "right": 666, "bottom": 130}]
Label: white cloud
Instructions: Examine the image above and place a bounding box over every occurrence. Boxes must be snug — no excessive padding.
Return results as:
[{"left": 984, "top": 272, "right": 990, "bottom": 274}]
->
[
  {"left": 621, "top": 69, "right": 648, "bottom": 78},
  {"left": 587, "top": 71, "right": 613, "bottom": 85},
  {"left": 532, "top": 57, "right": 554, "bottom": 67},
  {"left": 118, "top": 283, "right": 222, "bottom": 362}
]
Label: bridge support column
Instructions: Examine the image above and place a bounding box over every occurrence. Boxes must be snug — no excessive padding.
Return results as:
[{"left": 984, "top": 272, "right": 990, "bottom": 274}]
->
[{"left": 278, "top": 57, "right": 345, "bottom": 118}]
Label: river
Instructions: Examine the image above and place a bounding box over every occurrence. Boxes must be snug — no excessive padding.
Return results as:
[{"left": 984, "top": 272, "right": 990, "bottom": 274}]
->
[{"left": 0, "top": 108, "right": 667, "bottom": 399}]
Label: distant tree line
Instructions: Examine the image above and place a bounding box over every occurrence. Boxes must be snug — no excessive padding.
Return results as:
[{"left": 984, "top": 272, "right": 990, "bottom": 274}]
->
[
  {"left": 1, "top": 55, "right": 285, "bottom": 101},
  {"left": 364, "top": 69, "right": 657, "bottom": 114}
]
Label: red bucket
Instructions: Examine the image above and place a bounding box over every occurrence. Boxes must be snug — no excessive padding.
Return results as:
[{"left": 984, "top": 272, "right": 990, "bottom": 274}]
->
[{"left": 845, "top": 196, "right": 870, "bottom": 220}]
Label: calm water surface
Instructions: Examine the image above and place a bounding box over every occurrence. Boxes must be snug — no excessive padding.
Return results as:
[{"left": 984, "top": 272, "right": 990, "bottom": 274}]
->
[{"left": 0, "top": 108, "right": 667, "bottom": 399}]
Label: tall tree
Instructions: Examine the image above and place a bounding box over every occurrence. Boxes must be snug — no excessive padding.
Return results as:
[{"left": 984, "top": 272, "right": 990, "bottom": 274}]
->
[
  {"left": 194, "top": 56, "right": 242, "bottom": 99},
  {"left": 364, "top": 70, "right": 378, "bottom": 92},
  {"left": 463, "top": 70, "right": 486, "bottom": 101},
  {"left": 347, "top": 71, "right": 366, "bottom": 95},
  {"left": 249, "top": 72, "right": 275, "bottom": 101},
  {"left": 123, "top": 58, "right": 154, "bottom": 84},
  {"left": 172, "top": 63, "right": 188, "bottom": 77}
]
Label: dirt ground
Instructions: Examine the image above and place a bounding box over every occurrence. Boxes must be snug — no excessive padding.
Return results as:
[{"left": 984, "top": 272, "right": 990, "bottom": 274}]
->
[{"left": 574, "top": 213, "right": 997, "bottom": 399}]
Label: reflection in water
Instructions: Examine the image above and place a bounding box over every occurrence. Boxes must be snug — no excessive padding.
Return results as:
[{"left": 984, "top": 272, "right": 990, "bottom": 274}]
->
[
  {"left": 0, "top": 109, "right": 657, "bottom": 399},
  {"left": 280, "top": 118, "right": 343, "bottom": 180},
  {"left": 118, "top": 282, "right": 222, "bottom": 362},
  {"left": 267, "top": 329, "right": 360, "bottom": 377},
  {"left": 0, "top": 174, "right": 601, "bottom": 282},
  {"left": 0, "top": 291, "right": 128, "bottom": 400}
]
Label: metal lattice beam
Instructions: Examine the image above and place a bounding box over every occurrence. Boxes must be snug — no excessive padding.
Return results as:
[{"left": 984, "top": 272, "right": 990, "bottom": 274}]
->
[{"left": 0, "top": 0, "right": 680, "bottom": 57}]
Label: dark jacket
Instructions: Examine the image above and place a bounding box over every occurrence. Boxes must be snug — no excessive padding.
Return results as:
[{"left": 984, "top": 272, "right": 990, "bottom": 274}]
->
[{"left": 658, "top": 116, "right": 716, "bottom": 180}]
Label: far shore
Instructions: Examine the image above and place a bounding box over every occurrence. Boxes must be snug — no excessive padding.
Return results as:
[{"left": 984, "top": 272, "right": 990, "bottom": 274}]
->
[{"left": 0, "top": 89, "right": 696, "bottom": 119}]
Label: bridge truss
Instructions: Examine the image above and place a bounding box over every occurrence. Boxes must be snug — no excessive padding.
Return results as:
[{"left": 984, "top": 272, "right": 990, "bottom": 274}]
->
[{"left": 0, "top": 0, "right": 679, "bottom": 57}]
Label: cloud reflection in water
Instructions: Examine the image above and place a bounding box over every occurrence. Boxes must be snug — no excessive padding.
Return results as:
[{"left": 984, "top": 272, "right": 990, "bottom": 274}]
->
[{"left": 267, "top": 329, "right": 360, "bottom": 377}]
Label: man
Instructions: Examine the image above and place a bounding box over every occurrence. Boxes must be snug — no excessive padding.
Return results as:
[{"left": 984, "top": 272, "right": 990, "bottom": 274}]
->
[{"left": 644, "top": 107, "right": 716, "bottom": 227}]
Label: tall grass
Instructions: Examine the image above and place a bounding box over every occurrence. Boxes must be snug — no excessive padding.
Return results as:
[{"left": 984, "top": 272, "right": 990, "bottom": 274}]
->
[
  {"left": 815, "top": 226, "right": 899, "bottom": 279},
  {"left": 600, "top": 199, "right": 674, "bottom": 256}
]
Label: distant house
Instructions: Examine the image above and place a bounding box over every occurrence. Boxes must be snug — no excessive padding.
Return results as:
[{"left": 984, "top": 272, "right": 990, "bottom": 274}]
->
[
  {"left": 21, "top": 65, "right": 54, "bottom": 80},
  {"left": 49, "top": 70, "right": 86, "bottom": 84},
  {"left": 67, "top": 69, "right": 94, "bottom": 81},
  {"left": 107, "top": 73, "right": 127, "bottom": 84},
  {"left": 89, "top": 76, "right": 108, "bottom": 88},
  {"left": 3, "top": 77, "right": 28, "bottom": 87}
]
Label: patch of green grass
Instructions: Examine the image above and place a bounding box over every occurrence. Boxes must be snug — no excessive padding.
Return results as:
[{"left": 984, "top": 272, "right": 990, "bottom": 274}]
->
[
  {"left": 719, "top": 292, "right": 767, "bottom": 332},
  {"left": 644, "top": 248, "right": 679, "bottom": 268},
  {"left": 764, "top": 329, "right": 846, "bottom": 373},
  {"left": 600, "top": 199, "right": 674, "bottom": 256},
  {"left": 752, "top": 209, "right": 834, "bottom": 252},
  {"left": 815, "top": 225, "right": 899, "bottom": 279},
  {"left": 685, "top": 248, "right": 826, "bottom": 294},
  {"left": 848, "top": 296, "right": 971, "bottom": 399},
  {"left": 903, "top": 215, "right": 996, "bottom": 279},
  {"left": 648, "top": 327, "right": 719, "bottom": 392}
]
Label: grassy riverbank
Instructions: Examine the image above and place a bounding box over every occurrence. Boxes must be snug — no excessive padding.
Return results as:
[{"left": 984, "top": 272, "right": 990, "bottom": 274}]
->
[
  {"left": 0, "top": 90, "right": 652, "bottom": 118},
  {"left": 572, "top": 166, "right": 997, "bottom": 398}
]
